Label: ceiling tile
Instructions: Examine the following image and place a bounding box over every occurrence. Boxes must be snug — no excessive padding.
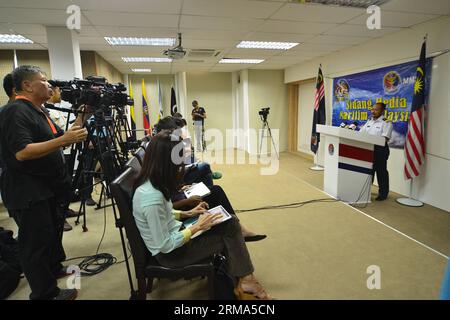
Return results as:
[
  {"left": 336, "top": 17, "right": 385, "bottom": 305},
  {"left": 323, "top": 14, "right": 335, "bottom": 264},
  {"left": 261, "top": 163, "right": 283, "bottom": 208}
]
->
[
  {"left": 83, "top": 11, "right": 178, "bottom": 28},
  {"left": 381, "top": 0, "right": 450, "bottom": 15},
  {"left": 305, "top": 34, "right": 368, "bottom": 45},
  {"left": 346, "top": 11, "right": 440, "bottom": 28},
  {"left": 182, "top": 39, "right": 237, "bottom": 49},
  {"left": 0, "top": 8, "right": 90, "bottom": 25},
  {"left": 257, "top": 20, "right": 338, "bottom": 34},
  {"left": 180, "top": 29, "right": 247, "bottom": 41},
  {"left": 323, "top": 24, "right": 403, "bottom": 38},
  {"left": 0, "top": 43, "right": 47, "bottom": 50},
  {"left": 271, "top": 3, "right": 364, "bottom": 23},
  {"left": 79, "top": 0, "right": 183, "bottom": 14},
  {"left": 225, "top": 48, "right": 279, "bottom": 58},
  {"left": 182, "top": 0, "right": 283, "bottom": 19},
  {"left": 243, "top": 32, "right": 315, "bottom": 43},
  {"left": 181, "top": 15, "right": 263, "bottom": 32},
  {"left": 0, "top": 23, "right": 46, "bottom": 35},
  {"left": 95, "top": 26, "right": 178, "bottom": 38}
]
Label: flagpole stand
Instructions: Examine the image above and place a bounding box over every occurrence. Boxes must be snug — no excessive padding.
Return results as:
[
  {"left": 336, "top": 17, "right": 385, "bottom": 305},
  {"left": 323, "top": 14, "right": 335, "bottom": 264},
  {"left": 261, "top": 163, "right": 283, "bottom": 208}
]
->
[
  {"left": 396, "top": 180, "right": 424, "bottom": 207},
  {"left": 310, "top": 151, "right": 324, "bottom": 171}
]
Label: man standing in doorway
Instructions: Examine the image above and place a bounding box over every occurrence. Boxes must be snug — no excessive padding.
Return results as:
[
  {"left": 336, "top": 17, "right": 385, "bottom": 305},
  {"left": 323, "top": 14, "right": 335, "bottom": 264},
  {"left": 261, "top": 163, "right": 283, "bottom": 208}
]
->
[
  {"left": 191, "top": 100, "right": 207, "bottom": 152},
  {"left": 360, "top": 102, "right": 393, "bottom": 201}
]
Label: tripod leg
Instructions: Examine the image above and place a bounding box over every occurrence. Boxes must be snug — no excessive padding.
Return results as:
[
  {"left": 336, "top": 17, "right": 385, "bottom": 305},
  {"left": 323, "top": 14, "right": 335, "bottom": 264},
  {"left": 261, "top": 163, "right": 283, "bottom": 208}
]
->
[
  {"left": 258, "top": 122, "right": 266, "bottom": 156},
  {"left": 267, "top": 126, "right": 279, "bottom": 159}
]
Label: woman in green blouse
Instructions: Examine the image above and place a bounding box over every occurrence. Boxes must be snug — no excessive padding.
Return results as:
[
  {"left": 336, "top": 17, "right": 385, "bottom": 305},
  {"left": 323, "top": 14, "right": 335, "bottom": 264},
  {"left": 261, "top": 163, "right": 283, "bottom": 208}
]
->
[{"left": 132, "top": 132, "right": 271, "bottom": 300}]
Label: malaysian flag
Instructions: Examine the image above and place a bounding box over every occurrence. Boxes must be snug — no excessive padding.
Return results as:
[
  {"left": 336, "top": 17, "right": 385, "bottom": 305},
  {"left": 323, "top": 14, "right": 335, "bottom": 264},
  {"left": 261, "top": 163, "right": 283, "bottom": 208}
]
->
[
  {"left": 311, "top": 65, "right": 326, "bottom": 154},
  {"left": 404, "top": 38, "right": 427, "bottom": 180}
]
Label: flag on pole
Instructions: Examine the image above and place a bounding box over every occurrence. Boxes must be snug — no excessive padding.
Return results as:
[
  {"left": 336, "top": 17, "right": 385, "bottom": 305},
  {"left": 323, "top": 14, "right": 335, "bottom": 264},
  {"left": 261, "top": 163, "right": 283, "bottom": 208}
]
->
[
  {"left": 157, "top": 78, "right": 163, "bottom": 121},
  {"left": 128, "top": 79, "right": 137, "bottom": 140},
  {"left": 170, "top": 86, "right": 178, "bottom": 115},
  {"left": 311, "top": 65, "right": 326, "bottom": 154},
  {"left": 13, "top": 49, "right": 18, "bottom": 69},
  {"left": 142, "top": 79, "right": 151, "bottom": 135},
  {"left": 404, "top": 37, "right": 427, "bottom": 180}
]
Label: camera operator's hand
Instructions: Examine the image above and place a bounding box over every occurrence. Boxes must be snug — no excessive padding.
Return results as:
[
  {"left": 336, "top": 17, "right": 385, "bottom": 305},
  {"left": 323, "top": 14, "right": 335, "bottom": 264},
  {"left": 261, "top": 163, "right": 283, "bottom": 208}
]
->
[
  {"left": 61, "top": 125, "right": 88, "bottom": 146},
  {"left": 73, "top": 104, "right": 93, "bottom": 127}
]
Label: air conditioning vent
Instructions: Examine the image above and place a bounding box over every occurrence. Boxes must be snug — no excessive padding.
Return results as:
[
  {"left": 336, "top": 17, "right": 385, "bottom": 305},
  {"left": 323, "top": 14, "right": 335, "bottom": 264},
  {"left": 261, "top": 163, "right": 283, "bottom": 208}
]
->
[
  {"left": 188, "top": 49, "right": 220, "bottom": 58},
  {"left": 188, "top": 59, "right": 205, "bottom": 63}
]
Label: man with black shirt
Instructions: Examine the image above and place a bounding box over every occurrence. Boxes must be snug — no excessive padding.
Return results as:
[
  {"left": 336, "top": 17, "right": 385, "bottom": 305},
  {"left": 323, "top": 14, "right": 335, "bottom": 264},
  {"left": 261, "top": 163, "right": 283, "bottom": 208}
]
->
[
  {"left": 0, "top": 65, "right": 89, "bottom": 300},
  {"left": 0, "top": 74, "right": 16, "bottom": 214},
  {"left": 191, "top": 100, "right": 207, "bottom": 152}
]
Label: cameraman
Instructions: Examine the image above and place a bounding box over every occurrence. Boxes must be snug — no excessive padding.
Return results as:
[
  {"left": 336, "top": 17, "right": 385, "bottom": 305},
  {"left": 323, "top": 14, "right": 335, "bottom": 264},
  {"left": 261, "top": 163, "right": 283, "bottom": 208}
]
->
[{"left": 0, "top": 65, "right": 89, "bottom": 300}]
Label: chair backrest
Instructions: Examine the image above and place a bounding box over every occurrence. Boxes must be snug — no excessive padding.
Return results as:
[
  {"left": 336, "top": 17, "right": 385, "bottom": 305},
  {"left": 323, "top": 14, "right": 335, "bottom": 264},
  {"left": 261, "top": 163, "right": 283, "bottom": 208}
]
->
[
  {"left": 125, "top": 156, "right": 141, "bottom": 175},
  {"left": 134, "top": 147, "right": 146, "bottom": 165},
  {"left": 110, "top": 163, "right": 151, "bottom": 279}
]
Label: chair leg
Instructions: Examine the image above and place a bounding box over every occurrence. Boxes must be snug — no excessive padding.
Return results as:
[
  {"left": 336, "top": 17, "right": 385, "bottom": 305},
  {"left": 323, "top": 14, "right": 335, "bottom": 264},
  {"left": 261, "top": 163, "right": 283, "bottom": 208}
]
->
[
  {"left": 146, "top": 277, "right": 154, "bottom": 293},
  {"left": 137, "top": 278, "right": 147, "bottom": 300},
  {"left": 208, "top": 270, "right": 215, "bottom": 300}
]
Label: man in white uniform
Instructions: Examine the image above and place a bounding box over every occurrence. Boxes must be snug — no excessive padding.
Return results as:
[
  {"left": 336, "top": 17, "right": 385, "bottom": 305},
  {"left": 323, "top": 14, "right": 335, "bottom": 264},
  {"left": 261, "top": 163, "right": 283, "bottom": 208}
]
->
[{"left": 360, "top": 102, "right": 393, "bottom": 201}]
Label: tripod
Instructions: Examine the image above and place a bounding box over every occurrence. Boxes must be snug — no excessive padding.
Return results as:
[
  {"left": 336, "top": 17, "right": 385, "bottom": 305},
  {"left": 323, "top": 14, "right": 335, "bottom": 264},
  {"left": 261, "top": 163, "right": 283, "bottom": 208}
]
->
[
  {"left": 258, "top": 116, "right": 279, "bottom": 159},
  {"left": 72, "top": 108, "right": 126, "bottom": 231}
]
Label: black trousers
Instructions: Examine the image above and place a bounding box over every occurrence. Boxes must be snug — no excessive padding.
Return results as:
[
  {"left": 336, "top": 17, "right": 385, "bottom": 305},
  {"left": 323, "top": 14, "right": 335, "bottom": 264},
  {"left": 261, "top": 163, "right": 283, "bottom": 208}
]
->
[
  {"left": 157, "top": 186, "right": 254, "bottom": 278},
  {"left": 373, "top": 145, "right": 390, "bottom": 198},
  {"left": 10, "top": 198, "right": 66, "bottom": 300},
  {"left": 203, "top": 185, "right": 235, "bottom": 215},
  {"left": 156, "top": 217, "right": 254, "bottom": 278}
]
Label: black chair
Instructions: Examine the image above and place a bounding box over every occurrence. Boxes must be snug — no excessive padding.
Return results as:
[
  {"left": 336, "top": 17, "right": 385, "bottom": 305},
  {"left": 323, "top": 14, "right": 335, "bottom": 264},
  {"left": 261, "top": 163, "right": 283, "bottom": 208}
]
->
[
  {"left": 133, "top": 147, "right": 146, "bottom": 165},
  {"left": 110, "top": 165, "right": 218, "bottom": 300},
  {"left": 125, "top": 156, "right": 141, "bottom": 174}
]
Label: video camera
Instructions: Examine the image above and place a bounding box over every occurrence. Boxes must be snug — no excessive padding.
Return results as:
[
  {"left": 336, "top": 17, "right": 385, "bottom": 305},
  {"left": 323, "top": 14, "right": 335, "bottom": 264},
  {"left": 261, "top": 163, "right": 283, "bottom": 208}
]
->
[
  {"left": 49, "top": 76, "right": 133, "bottom": 111},
  {"left": 259, "top": 107, "right": 270, "bottom": 121}
]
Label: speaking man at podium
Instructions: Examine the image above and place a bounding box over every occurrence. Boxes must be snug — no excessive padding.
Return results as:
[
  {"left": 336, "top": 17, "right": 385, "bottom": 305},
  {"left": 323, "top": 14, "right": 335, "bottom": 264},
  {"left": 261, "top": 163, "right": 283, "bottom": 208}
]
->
[{"left": 360, "top": 102, "right": 393, "bottom": 201}]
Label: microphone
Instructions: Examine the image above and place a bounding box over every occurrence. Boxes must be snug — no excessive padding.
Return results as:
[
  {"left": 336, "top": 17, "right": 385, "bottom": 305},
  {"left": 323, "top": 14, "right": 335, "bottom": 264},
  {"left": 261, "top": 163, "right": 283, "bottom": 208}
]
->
[{"left": 349, "top": 122, "right": 359, "bottom": 131}]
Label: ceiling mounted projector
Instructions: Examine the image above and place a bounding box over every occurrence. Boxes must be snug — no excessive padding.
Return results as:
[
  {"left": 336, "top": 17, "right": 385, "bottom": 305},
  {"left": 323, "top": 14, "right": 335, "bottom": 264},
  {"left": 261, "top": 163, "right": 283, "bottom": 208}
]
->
[{"left": 163, "top": 33, "right": 186, "bottom": 60}]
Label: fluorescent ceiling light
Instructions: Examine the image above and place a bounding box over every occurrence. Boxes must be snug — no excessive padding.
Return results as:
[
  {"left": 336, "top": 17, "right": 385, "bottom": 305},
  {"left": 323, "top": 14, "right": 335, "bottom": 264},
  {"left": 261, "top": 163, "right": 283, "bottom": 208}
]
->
[
  {"left": 131, "top": 68, "right": 152, "bottom": 72},
  {"left": 105, "top": 37, "right": 175, "bottom": 46},
  {"left": 237, "top": 41, "right": 298, "bottom": 50},
  {"left": 219, "top": 58, "right": 264, "bottom": 64},
  {"left": 122, "top": 57, "right": 172, "bottom": 63},
  {"left": 0, "top": 34, "right": 33, "bottom": 44}
]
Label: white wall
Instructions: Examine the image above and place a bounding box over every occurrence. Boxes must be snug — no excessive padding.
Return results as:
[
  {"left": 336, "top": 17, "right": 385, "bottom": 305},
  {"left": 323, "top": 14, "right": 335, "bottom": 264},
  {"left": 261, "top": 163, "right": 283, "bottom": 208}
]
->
[
  {"left": 186, "top": 72, "right": 233, "bottom": 144},
  {"left": 248, "top": 69, "right": 288, "bottom": 154},
  {"left": 297, "top": 80, "right": 325, "bottom": 166},
  {"left": 285, "top": 16, "right": 450, "bottom": 212},
  {"left": 297, "top": 81, "right": 315, "bottom": 153}
]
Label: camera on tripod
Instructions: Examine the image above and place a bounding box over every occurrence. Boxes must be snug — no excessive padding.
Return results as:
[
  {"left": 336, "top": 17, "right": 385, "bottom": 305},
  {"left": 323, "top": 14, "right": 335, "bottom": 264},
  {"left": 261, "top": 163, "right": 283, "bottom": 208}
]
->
[
  {"left": 49, "top": 76, "right": 134, "bottom": 112},
  {"left": 259, "top": 107, "right": 270, "bottom": 121}
]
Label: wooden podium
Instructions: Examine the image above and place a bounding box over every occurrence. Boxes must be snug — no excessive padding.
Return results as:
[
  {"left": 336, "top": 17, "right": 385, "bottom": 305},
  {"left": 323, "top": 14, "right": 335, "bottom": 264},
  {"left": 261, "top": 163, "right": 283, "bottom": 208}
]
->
[{"left": 316, "top": 125, "right": 385, "bottom": 204}]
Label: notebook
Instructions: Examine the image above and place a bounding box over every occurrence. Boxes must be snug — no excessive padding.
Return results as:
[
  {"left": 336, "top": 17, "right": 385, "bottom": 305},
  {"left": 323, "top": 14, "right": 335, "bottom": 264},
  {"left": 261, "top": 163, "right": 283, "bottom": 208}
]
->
[
  {"left": 182, "top": 205, "right": 232, "bottom": 239},
  {"left": 183, "top": 182, "right": 211, "bottom": 198}
]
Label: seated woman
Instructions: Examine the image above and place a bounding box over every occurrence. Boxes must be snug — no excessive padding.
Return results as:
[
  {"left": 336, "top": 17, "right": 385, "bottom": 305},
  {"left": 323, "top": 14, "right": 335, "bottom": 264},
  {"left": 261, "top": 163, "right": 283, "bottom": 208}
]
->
[
  {"left": 172, "top": 185, "right": 266, "bottom": 242},
  {"left": 132, "top": 132, "right": 271, "bottom": 300},
  {"left": 155, "top": 116, "right": 216, "bottom": 187}
]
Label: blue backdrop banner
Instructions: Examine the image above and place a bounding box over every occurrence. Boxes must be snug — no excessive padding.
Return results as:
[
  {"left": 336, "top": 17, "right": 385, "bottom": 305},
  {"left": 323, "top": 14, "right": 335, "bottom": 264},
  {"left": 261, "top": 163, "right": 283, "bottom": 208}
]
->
[{"left": 332, "top": 60, "right": 431, "bottom": 149}]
